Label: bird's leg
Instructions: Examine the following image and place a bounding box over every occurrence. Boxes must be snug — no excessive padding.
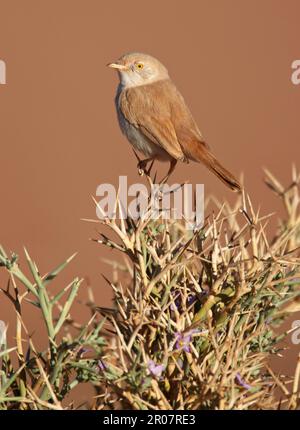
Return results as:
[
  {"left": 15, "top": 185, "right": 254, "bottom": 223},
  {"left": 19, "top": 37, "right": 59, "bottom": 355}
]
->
[
  {"left": 159, "top": 159, "right": 177, "bottom": 185},
  {"left": 137, "top": 158, "right": 154, "bottom": 176},
  {"left": 132, "top": 149, "right": 154, "bottom": 177}
]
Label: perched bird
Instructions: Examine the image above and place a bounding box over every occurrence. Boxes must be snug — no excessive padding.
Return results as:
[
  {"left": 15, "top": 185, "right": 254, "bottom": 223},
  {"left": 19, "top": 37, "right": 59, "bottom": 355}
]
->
[{"left": 108, "top": 52, "right": 241, "bottom": 192}]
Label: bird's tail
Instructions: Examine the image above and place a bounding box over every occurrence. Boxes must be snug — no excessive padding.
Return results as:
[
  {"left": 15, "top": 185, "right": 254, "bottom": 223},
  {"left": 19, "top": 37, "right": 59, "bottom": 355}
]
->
[{"left": 196, "top": 148, "right": 242, "bottom": 192}]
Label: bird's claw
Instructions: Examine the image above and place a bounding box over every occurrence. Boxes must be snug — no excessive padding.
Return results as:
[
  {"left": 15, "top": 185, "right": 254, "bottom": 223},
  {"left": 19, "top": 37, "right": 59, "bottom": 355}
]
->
[
  {"left": 137, "top": 159, "right": 151, "bottom": 176},
  {"left": 137, "top": 163, "right": 146, "bottom": 176}
]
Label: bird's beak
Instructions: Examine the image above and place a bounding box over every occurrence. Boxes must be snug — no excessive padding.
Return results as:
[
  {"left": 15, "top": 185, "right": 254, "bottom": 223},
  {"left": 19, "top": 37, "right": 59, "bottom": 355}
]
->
[{"left": 107, "top": 62, "right": 128, "bottom": 71}]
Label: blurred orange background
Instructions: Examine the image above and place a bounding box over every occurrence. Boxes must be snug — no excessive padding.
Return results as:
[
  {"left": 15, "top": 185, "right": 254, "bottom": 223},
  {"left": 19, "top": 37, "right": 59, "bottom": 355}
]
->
[{"left": 0, "top": 0, "right": 299, "bottom": 405}]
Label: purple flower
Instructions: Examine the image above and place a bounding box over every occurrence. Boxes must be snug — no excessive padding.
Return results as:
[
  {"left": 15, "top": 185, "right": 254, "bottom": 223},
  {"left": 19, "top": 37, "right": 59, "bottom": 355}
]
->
[
  {"left": 170, "top": 293, "right": 181, "bottom": 311},
  {"left": 97, "top": 359, "right": 107, "bottom": 372},
  {"left": 78, "top": 347, "right": 91, "bottom": 357},
  {"left": 175, "top": 331, "right": 193, "bottom": 353},
  {"left": 170, "top": 294, "right": 197, "bottom": 312},
  {"left": 200, "top": 288, "right": 209, "bottom": 297},
  {"left": 177, "top": 358, "right": 184, "bottom": 369},
  {"left": 148, "top": 360, "right": 165, "bottom": 378},
  {"left": 187, "top": 295, "right": 197, "bottom": 306},
  {"left": 235, "top": 373, "right": 252, "bottom": 390},
  {"left": 170, "top": 302, "right": 177, "bottom": 312},
  {"left": 265, "top": 317, "right": 272, "bottom": 325}
]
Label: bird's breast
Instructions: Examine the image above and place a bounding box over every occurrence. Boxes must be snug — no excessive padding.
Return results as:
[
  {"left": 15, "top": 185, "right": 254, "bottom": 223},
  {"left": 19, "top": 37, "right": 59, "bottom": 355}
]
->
[{"left": 115, "top": 88, "right": 170, "bottom": 161}]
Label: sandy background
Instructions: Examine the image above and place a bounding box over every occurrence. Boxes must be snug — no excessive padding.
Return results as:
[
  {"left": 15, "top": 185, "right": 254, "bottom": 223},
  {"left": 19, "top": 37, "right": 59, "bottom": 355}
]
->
[{"left": 0, "top": 0, "right": 299, "bottom": 405}]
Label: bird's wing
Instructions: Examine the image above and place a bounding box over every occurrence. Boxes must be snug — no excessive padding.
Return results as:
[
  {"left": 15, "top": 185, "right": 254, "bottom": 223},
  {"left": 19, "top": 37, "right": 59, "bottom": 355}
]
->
[
  {"left": 167, "top": 83, "right": 241, "bottom": 192},
  {"left": 166, "top": 82, "right": 211, "bottom": 159},
  {"left": 119, "top": 81, "right": 186, "bottom": 161}
]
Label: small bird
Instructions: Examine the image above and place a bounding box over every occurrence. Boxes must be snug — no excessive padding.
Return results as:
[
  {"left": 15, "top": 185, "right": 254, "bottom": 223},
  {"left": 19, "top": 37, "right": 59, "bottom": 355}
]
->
[{"left": 108, "top": 52, "right": 241, "bottom": 192}]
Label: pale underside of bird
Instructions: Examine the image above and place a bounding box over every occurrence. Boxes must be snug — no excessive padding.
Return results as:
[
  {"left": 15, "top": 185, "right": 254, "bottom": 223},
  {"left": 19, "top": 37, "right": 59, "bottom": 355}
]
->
[{"left": 108, "top": 52, "right": 241, "bottom": 192}]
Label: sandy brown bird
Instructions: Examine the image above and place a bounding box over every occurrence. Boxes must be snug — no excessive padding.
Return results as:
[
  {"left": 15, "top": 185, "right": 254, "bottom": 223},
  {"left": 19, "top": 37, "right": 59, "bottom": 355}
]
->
[{"left": 108, "top": 52, "right": 241, "bottom": 192}]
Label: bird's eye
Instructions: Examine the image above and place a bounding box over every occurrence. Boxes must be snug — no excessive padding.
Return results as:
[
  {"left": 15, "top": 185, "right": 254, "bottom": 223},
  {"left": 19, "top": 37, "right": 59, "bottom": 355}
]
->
[{"left": 136, "top": 63, "right": 144, "bottom": 70}]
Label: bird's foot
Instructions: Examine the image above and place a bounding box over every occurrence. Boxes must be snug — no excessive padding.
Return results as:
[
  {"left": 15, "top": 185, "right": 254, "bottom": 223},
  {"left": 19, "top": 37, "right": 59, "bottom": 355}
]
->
[
  {"left": 137, "top": 160, "right": 148, "bottom": 176},
  {"left": 132, "top": 150, "right": 154, "bottom": 177},
  {"left": 137, "top": 159, "right": 154, "bottom": 177}
]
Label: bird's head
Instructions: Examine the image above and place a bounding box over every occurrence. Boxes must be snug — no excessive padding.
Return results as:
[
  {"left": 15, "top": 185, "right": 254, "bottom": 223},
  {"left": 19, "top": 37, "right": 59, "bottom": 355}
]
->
[{"left": 107, "top": 52, "right": 169, "bottom": 88}]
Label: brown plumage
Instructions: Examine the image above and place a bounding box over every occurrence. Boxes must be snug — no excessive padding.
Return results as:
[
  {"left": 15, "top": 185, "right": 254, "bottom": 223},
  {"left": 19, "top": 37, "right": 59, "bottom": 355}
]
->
[{"left": 108, "top": 52, "right": 241, "bottom": 192}]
